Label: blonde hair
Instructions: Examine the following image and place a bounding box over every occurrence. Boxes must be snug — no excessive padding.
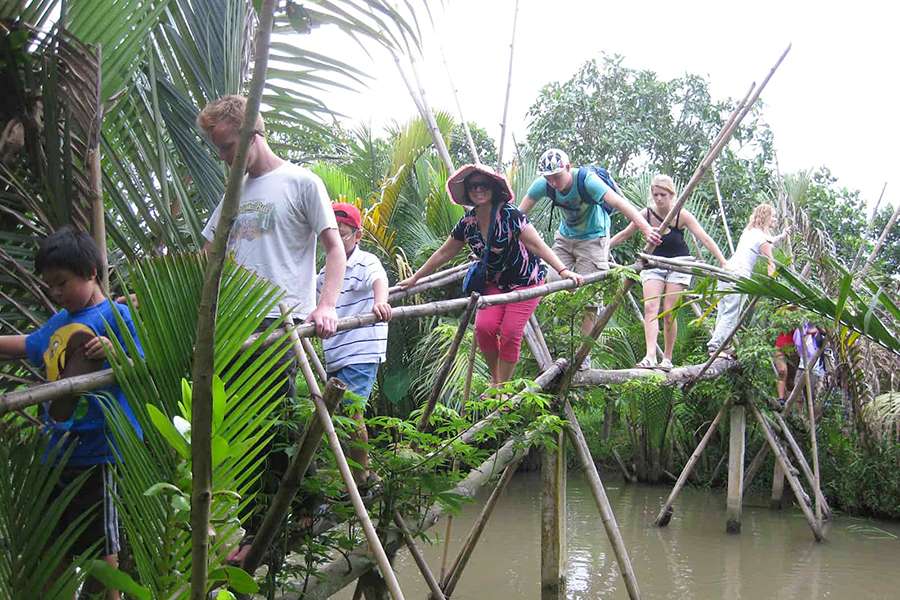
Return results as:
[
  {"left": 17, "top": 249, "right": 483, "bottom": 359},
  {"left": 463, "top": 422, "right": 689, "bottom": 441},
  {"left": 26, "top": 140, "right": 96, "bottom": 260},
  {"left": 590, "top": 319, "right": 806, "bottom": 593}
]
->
[
  {"left": 196, "top": 95, "right": 264, "bottom": 134},
  {"left": 747, "top": 203, "right": 775, "bottom": 231},
  {"left": 650, "top": 174, "right": 676, "bottom": 198}
]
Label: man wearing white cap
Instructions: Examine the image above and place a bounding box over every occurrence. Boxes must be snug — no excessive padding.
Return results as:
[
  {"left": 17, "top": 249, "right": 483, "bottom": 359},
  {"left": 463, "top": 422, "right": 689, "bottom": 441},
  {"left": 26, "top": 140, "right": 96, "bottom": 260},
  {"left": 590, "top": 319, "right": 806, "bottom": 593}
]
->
[{"left": 518, "top": 148, "right": 661, "bottom": 367}]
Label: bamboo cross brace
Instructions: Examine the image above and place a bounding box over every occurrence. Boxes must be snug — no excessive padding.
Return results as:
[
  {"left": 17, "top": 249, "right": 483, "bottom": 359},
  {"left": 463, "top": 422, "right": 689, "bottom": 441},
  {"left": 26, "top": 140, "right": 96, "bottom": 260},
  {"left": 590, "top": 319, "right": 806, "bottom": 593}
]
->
[
  {"left": 392, "top": 510, "right": 447, "bottom": 600},
  {"left": 655, "top": 399, "right": 731, "bottom": 527},
  {"left": 440, "top": 454, "right": 524, "bottom": 597},
  {"left": 417, "top": 293, "right": 479, "bottom": 431},
  {"left": 563, "top": 397, "right": 641, "bottom": 599},
  {"left": 241, "top": 377, "right": 346, "bottom": 574},
  {"left": 770, "top": 411, "right": 831, "bottom": 517},
  {"left": 747, "top": 399, "right": 823, "bottom": 541},
  {"left": 803, "top": 363, "right": 823, "bottom": 524},
  {"left": 280, "top": 304, "right": 407, "bottom": 600}
]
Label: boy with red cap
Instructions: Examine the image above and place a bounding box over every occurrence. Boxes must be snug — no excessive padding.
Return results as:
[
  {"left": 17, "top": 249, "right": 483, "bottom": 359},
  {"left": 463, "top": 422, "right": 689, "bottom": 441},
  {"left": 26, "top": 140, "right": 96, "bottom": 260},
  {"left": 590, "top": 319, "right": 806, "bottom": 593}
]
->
[{"left": 316, "top": 202, "right": 392, "bottom": 484}]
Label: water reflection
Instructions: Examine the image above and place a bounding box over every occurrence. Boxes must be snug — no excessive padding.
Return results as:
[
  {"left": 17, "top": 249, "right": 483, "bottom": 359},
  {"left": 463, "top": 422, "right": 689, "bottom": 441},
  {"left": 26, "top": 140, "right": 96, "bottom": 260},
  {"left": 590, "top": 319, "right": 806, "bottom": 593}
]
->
[{"left": 333, "top": 471, "right": 900, "bottom": 599}]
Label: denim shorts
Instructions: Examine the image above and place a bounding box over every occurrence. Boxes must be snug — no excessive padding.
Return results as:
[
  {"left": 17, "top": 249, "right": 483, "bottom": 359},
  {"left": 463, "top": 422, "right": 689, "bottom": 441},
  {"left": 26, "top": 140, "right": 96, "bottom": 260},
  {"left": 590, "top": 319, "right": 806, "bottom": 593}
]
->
[{"left": 328, "top": 362, "right": 379, "bottom": 406}]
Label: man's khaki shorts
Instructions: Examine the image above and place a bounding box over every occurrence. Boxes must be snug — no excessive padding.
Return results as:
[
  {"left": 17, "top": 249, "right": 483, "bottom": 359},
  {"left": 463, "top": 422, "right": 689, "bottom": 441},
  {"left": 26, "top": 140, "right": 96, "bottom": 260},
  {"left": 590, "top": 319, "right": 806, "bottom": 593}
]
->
[
  {"left": 548, "top": 233, "right": 609, "bottom": 310},
  {"left": 548, "top": 233, "right": 610, "bottom": 278}
]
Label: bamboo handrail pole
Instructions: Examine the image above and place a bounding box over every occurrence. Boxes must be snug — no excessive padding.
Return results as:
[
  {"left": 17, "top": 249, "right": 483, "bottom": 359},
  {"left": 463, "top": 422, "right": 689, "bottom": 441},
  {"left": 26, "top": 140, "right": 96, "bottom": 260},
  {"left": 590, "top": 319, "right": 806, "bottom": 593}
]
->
[
  {"left": 408, "top": 56, "right": 455, "bottom": 173},
  {"left": 639, "top": 254, "right": 742, "bottom": 283},
  {"left": 391, "top": 510, "right": 447, "bottom": 600},
  {"left": 436, "top": 36, "right": 479, "bottom": 164},
  {"left": 495, "top": 0, "right": 519, "bottom": 171},
  {"left": 441, "top": 455, "right": 524, "bottom": 597},
  {"left": 770, "top": 411, "right": 831, "bottom": 517},
  {"left": 712, "top": 164, "right": 735, "bottom": 254},
  {"left": 684, "top": 297, "right": 759, "bottom": 392},
  {"left": 387, "top": 261, "right": 471, "bottom": 295},
  {"left": 850, "top": 182, "right": 887, "bottom": 271},
  {"left": 747, "top": 399, "right": 823, "bottom": 541},
  {"left": 388, "top": 269, "right": 467, "bottom": 303},
  {"left": 803, "top": 363, "right": 823, "bottom": 524},
  {"left": 301, "top": 337, "right": 328, "bottom": 385},
  {"left": 189, "top": 4, "right": 276, "bottom": 595},
  {"left": 241, "top": 377, "right": 346, "bottom": 574},
  {"left": 563, "top": 397, "right": 640, "bottom": 599},
  {"left": 417, "top": 293, "right": 479, "bottom": 431},
  {"left": 860, "top": 197, "right": 900, "bottom": 278},
  {"left": 0, "top": 369, "right": 116, "bottom": 414},
  {"left": 281, "top": 304, "right": 407, "bottom": 600},
  {"left": 654, "top": 399, "right": 731, "bottom": 527}
]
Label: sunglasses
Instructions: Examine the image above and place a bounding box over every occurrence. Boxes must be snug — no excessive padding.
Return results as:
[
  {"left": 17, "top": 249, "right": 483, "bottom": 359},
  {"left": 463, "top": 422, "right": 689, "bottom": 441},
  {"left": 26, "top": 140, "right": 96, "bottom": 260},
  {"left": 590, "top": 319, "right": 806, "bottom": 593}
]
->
[{"left": 466, "top": 180, "right": 491, "bottom": 192}]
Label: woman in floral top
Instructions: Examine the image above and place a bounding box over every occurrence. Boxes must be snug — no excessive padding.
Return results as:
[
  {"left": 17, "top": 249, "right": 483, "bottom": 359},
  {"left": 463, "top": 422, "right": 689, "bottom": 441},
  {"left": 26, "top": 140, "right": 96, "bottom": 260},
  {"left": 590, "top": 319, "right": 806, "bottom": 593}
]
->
[{"left": 399, "top": 164, "right": 581, "bottom": 384}]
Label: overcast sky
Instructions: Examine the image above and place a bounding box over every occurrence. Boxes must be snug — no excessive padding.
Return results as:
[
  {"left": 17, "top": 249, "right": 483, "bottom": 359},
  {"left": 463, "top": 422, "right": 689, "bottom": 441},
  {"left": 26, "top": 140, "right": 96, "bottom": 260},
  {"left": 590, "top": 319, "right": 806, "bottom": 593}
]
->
[{"left": 304, "top": 0, "right": 896, "bottom": 212}]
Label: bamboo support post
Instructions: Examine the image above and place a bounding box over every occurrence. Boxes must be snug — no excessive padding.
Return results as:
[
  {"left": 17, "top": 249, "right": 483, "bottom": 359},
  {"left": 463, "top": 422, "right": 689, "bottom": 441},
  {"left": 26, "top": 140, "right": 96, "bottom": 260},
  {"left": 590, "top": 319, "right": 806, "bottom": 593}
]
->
[
  {"left": 188, "top": 5, "right": 275, "bottom": 596},
  {"left": 725, "top": 404, "right": 746, "bottom": 534},
  {"left": 712, "top": 163, "right": 735, "bottom": 253},
  {"left": 655, "top": 400, "right": 731, "bottom": 527},
  {"left": 417, "top": 293, "right": 479, "bottom": 431},
  {"left": 612, "top": 447, "right": 637, "bottom": 483},
  {"left": 441, "top": 455, "right": 524, "bottom": 597},
  {"left": 301, "top": 337, "right": 328, "bottom": 384},
  {"left": 540, "top": 430, "right": 567, "bottom": 596},
  {"left": 281, "top": 304, "right": 406, "bottom": 600},
  {"left": 436, "top": 37, "right": 479, "bottom": 164},
  {"left": 87, "top": 45, "right": 108, "bottom": 296},
  {"left": 742, "top": 443, "right": 768, "bottom": 491},
  {"left": 495, "top": 0, "right": 519, "bottom": 171},
  {"left": 803, "top": 365, "right": 823, "bottom": 524},
  {"left": 392, "top": 510, "right": 446, "bottom": 600},
  {"left": 850, "top": 182, "right": 887, "bottom": 270},
  {"left": 242, "top": 377, "right": 346, "bottom": 573},
  {"left": 747, "top": 400, "right": 823, "bottom": 541},
  {"left": 409, "top": 57, "right": 455, "bottom": 173},
  {"left": 525, "top": 315, "right": 554, "bottom": 371},
  {"left": 562, "top": 397, "right": 640, "bottom": 599}
]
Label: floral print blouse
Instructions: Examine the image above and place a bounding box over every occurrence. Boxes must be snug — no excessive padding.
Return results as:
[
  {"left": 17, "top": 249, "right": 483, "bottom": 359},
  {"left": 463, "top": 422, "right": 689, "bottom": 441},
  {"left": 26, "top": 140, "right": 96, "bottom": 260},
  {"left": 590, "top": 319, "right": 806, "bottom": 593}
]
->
[{"left": 451, "top": 204, "right": 546, "bottom": 291}]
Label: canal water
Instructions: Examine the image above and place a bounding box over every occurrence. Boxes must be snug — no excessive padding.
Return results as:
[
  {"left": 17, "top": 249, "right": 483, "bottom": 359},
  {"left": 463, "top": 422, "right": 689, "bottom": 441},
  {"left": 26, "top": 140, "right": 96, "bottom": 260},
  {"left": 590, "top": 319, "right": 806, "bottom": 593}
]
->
[{"left": 337, "top": 471, "right": 900, "bottom": 599}]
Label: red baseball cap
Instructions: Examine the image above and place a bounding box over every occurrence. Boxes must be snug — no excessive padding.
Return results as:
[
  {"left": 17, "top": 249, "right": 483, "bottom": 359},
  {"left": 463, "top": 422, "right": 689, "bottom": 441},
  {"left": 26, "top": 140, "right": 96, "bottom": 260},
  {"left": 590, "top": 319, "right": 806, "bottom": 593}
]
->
[{"left": 332, "top": 202, "right": 361, "bottom": 229}]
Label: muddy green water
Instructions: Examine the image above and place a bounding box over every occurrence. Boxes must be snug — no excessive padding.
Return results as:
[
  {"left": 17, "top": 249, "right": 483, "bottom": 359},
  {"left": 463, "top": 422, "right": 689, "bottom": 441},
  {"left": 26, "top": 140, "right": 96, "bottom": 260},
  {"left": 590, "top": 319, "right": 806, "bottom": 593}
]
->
[{"left": 335, "top": 471, "right": 900, "bottom": 599}]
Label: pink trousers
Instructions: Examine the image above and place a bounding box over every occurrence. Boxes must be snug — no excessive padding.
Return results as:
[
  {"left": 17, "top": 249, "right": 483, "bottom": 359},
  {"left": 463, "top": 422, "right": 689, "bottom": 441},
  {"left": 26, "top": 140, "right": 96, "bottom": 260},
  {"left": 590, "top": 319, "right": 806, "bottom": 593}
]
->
[{"left": 474, "top": 283, "right": 542, "bottom": 363}]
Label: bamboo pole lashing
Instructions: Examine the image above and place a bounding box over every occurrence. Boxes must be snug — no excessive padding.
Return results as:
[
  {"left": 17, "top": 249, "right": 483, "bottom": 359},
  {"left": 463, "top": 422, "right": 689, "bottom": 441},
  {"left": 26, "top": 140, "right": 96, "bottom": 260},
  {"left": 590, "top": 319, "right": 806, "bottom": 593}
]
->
[
  {"left": 280, "top": 304, "right": 407, "bottom": 600},
  {"left": 655, "top": 399, "right": 731, "bottom": 527},
  {"left": 747, "top": 399, "right": 823, "bottom": 541},
  {"left": 241, "top": 377, "right": 346, "bottom": 574},
  {"left": 562, "top": 397, "right": 641, "bottom": 599},
  {"left": 440, "top": 454, "right": 524, "bottom": 598}
]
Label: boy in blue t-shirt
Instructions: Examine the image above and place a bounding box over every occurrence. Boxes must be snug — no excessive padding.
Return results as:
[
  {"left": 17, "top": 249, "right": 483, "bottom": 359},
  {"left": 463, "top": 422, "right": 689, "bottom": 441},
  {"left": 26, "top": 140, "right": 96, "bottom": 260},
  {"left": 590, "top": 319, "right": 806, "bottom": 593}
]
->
[{"left": 0, "top": 226, "right": 142, "bottom": 599}]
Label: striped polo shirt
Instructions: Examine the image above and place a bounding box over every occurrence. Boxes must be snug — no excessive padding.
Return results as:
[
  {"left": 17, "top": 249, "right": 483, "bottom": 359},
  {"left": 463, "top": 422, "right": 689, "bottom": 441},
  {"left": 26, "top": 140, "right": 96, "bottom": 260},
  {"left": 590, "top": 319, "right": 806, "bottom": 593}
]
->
[{"left": 316, "top": 247, "right": 389, "bottom": 372}]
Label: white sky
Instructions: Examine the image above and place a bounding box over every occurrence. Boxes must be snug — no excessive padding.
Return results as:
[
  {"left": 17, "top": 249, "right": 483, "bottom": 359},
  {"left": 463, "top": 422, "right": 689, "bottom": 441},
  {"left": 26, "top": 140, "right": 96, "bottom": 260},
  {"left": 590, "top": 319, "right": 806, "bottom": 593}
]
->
[{"left": 303, "top": 0, "right": 897, "bottom": 212}]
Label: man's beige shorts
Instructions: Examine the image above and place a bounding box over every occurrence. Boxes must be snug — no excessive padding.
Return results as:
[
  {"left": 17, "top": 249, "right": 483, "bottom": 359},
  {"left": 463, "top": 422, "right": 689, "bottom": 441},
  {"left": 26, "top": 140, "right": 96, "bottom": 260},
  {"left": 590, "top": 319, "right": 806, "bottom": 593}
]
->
[
  {"left": 548, "top": 232, "right": 610, "bottom": 279},
  {"left": 548, "top": 233, "right": 609, "bottom": 311}
]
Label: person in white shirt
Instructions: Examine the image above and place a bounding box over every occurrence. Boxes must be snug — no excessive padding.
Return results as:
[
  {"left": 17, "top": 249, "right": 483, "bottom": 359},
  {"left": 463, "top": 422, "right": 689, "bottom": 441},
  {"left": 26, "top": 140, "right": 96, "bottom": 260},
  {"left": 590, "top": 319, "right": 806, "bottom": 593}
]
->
[
  {"left": 316, "top": 203, "right": 392, "bottom": 484},
  {"left": 707, "top": 203, "right": 789, "bottom": 354}
]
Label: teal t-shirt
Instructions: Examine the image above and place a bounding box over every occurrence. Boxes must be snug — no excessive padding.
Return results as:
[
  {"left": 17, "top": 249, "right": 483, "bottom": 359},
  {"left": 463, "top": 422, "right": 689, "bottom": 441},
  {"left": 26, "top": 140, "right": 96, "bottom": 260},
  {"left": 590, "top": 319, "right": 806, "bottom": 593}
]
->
[{"left": 526, "top": 169, "right": 610, "bottom": 240}]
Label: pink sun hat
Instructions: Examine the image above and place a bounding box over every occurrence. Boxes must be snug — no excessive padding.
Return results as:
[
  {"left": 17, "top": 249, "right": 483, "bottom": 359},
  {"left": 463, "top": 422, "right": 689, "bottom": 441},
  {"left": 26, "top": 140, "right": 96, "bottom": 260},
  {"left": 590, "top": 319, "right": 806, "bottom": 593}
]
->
[{"left": 446, "top": 164, "right": 515, "bottom": 206}]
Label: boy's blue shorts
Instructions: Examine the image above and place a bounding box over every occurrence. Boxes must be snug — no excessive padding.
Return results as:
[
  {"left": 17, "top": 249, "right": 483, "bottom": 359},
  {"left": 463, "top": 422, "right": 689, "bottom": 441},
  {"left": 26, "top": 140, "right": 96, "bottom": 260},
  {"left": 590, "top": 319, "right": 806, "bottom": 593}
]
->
[{"left": 328, "top": 362, "right": 379, "bottom": 407}]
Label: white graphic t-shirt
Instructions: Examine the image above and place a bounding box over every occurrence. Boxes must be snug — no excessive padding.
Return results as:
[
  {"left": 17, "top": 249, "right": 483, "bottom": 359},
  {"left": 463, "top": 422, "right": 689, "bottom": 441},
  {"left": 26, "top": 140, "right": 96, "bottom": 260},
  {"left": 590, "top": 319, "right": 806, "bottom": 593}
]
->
[{"left": 202, "top": 162, "right": 336, "bottom": 318}]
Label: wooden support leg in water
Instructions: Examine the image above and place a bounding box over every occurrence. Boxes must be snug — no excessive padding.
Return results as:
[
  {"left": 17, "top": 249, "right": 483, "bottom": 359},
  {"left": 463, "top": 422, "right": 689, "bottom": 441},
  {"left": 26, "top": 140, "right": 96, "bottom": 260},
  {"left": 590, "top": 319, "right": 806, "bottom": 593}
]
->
[
  {"left": 771, "top": 412, "right": 831, "bottom": 518},
  {"left": 540, "top": 430, "right": 566, "bottom": 599},
  {"left": 392, "top": 511, "right": 446, "bottom": 600},
  {"left": 770, "top": 462, "right": 787, "bottom": 510},
  {"left": 655, "top": 400, "right": 731, "bottom": 527},
  {"left": 280, "top": 304, "right": 407, "bottom": 600},
  {"left": 725, "top": 404, "right": 746, "bottom": 534},
  {"left": 742, "top": 443, "right": 768, "bottom": 491},
  {"left": 440, "top": 455, "right": 524, "bottom": 598},
  {"left": 562, "top": 398, "right": 641, "bottom": 600},
  {"left": 748, "top": 400, "right": 823, "bottom": 542}
]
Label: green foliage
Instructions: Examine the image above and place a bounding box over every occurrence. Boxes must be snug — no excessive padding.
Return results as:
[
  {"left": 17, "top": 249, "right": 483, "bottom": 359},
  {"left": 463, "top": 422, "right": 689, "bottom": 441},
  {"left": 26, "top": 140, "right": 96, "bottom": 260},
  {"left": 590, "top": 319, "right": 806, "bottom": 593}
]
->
[
  {"left": 449, "top": 121, "right": 498, "bottom": 167},
  {"left": 0, "top": 432, "right": 94, "bottom": 599}
]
